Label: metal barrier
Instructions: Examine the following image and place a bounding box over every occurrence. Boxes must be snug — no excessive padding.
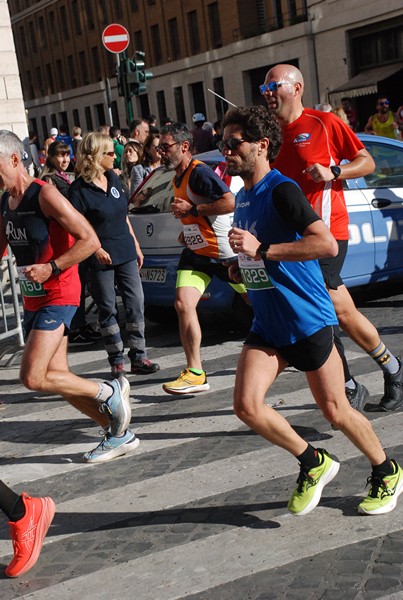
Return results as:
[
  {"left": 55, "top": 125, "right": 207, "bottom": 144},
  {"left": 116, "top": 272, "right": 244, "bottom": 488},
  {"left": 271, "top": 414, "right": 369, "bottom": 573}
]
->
[{"left": 0, "top": 250, "right": 24, "bottom": 367}]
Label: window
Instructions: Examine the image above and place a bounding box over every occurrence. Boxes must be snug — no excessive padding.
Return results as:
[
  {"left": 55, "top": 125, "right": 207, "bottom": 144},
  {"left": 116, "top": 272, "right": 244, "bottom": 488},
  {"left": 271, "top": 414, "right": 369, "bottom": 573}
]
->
[
  {"left": 71, "top": 0, "right": 82, "bottom": 35},
  {"left": 60, "top": 6, "right": 70, "bottom": 40},
  {"left": 187, "top": 11, "right": 200, "bottom": 54},
  {"left": 91, "top": 47, "right": 102, "bottom": 81},
  {"left": 111, "top": 101, "right": 120, "bottom": 128},
  {"left": 35, "top": 66, "right": 44, "bottom": 96},
  {"left": 361, "top": 140, "right": 403, "bottom": 188},
  {"left": 190, "top": 81, "right": 206, "bottom": 115},
  {"left": 79, "top": 51, "right": 89, "bottom": 85},
  {"left": 45, "top": 64, "right": 54, "bottom": 95},
  {"left": 113, "top": 0, "right": 123, "bottom": 19},
  {"left": 95, "top": 104, "right": 106, "bottom": 128},
  {"left": 67, "top": 55, "right": 77, "bottom": 88},
  {"left": 85, "top": 106, "right": 93, "bottom": 131},
  {"left": 174, "top": 86, "right": 186, "bottom": 123},
  {"left": 212, "top": 77, "right": 228, "bottom": 120},
  {"left": 72, "top": 109, "right": 80, "bottom": 127},
  {"left": 130, "top": 0, "right": 139, "bottom": 10},
  {"left": 38, "top": 17, "right": 47, "bottom": 49},
  {"left": 56, "top": 59, "right": 63, "bottom": 91},
  {"left": 156, "top": 90, "right": 167, "bottom": 124},
  {"left": 352, "top": 26, "right": 403, "bottom": 71},
  {"left": 134, "top": 30, "right": 144, "bottom": 52},
  {"left": 168, "top": 18, "right": 180, "bottom": 60},
  {"left": 19, "top": 26, "right": 28, "bottom": 56},
  {"left": 41, "top": 116, "right": 48, "bottom": 141},
  {"left": 28, "top": 21, "right": 37, "bottom": 52},
  {"left": 208, "top": 2, "right": 222, "bottom": 48},
  {"left": 151, "top": 24, "right": 163, "bottom": 64},
  {"left": 99, "top": 0, "right": 109, "bottom": 25},
  {"left": 85, "top": 0, "right": 95, "bottom": 30},
  {"left": 48, "top": 12, "right": 59, "bottom": 45}
]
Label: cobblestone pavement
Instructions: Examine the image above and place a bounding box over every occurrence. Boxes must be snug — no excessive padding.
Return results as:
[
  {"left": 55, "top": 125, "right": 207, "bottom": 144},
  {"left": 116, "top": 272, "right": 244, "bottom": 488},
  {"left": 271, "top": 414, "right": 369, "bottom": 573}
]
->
[{"left": 0, "top": 290, "right": 402, "bottom": 600}]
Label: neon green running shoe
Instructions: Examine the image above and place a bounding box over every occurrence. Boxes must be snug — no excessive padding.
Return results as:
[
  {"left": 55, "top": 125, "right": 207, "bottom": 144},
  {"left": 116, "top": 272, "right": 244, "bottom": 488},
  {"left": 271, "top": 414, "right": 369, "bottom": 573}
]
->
[
  {"left": 288, "top": 449, "right": 340, "bottom": 516},
  {"left": 358, "top": 460, "right": 403, "bottom": 515}
]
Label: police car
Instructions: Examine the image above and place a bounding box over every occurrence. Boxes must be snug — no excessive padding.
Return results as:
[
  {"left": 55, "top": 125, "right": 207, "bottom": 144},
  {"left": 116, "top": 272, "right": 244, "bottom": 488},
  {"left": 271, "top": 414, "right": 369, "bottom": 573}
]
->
[{"left": 129, "top": 135, "right": 403, "bottom": 324}]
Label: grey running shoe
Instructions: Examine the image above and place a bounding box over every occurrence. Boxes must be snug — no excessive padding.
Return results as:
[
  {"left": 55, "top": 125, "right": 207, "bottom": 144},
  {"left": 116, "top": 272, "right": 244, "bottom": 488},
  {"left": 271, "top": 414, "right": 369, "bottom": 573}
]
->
[
  {"left": 346, "top": 379, "right": 369, "bottom": 412},
  {"left": 100, "top": 377, "right": 131, "bottom": 436},
  {"left": 83, "top": 430, "right": 140, "bottom": 463},
  {"left": 379, "top": 359, "right": 403, "bottom": 411}
]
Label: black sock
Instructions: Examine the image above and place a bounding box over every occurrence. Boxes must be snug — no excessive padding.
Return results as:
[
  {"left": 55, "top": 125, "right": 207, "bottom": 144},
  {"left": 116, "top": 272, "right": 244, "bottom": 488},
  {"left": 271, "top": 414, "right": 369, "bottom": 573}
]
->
[
  {"left": 296, "top": 444, "right": 320, "bottom": 470},
  {"left": 0, "top": 481, "right": 25, "bottom": 521},
  {"left": 372, "top": 457, "right": 395, "bottom": 477}
]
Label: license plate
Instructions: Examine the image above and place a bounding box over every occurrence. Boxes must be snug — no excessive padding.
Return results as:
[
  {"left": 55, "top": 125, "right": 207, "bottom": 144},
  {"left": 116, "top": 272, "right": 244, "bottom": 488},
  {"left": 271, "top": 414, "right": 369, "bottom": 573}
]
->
[{"left": 140, "top": 267, "right": 166, "bottom": 283}]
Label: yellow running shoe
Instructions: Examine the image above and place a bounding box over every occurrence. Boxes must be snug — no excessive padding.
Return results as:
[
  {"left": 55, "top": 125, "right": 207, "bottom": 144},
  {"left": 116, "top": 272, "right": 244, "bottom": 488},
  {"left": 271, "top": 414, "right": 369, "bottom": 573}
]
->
[
  {"left": 162, "top": 369, "right": 210, "bottom": 395},
  {"left": 358, "top": 460, "right": 403, "bottom": 515}
]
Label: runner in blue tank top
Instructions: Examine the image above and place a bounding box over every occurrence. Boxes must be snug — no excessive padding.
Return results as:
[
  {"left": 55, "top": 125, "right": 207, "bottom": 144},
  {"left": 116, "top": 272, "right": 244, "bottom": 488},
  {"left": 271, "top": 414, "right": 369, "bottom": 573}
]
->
[{"left": 221, "top": 105, "right": 403, "bottom": 517}]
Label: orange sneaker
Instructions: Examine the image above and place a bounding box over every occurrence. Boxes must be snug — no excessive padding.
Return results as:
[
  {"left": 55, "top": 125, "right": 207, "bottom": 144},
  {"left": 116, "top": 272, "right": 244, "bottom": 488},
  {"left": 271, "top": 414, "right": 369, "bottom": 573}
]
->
[{"left": 5, "top": 493, "right": 56, "bottom": 578}]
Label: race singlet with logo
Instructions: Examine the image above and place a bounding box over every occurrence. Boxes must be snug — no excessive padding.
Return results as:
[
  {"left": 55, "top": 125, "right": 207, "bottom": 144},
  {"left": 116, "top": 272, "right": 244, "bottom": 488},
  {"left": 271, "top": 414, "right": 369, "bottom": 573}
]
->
[
  {"left": 238, "top": 253, "right": 274, "bottom": 291},
  {"left": 16, "top": 266, "right": 46, "bottom": 297}
]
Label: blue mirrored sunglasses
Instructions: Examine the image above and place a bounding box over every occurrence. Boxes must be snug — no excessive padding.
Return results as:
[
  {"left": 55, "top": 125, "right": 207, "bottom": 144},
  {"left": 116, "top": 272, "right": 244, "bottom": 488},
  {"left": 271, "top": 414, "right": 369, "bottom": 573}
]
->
[{"left": 259, "top": 81, "right": 293, "bottom": 95}]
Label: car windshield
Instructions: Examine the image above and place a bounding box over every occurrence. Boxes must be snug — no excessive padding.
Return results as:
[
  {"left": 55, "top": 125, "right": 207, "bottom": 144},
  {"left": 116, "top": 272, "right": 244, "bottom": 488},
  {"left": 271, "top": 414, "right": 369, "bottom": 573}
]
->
[{"left": 129, "top": 159, "right": 230, "bottom": 214}]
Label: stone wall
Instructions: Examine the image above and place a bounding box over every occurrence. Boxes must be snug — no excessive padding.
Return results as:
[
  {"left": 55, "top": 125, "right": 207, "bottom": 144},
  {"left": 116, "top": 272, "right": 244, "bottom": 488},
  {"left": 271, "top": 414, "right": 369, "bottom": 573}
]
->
[{"left": 0, "top": 0, "right": 27, "bottom": 139}]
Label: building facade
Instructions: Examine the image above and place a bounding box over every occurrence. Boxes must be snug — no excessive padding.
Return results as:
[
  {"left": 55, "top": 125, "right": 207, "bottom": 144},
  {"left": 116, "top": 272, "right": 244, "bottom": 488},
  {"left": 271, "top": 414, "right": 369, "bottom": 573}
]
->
[
  {"left": 7, "top": 0, "right": 403, "bottom": 143},
  {"left": 1, "top": 0, "right": 28, "bottom": 138}
]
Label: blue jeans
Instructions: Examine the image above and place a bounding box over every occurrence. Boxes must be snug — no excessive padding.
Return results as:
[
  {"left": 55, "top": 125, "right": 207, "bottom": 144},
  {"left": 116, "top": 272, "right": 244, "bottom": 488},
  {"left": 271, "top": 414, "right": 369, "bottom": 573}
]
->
[{"left": 88, "top": 260, "right": 147, "bottom": 367}]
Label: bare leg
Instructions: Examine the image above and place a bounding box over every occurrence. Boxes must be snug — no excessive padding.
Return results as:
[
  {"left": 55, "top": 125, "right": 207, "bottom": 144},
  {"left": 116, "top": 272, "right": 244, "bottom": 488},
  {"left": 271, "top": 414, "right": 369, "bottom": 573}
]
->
[
  {"left": 328, "top": 285, "right": 381, "bottom": 352},
  {"left": 306, "top": 346, "right": 386, "bottom": 465},
  {"left": 234, "top": 345, "right": 308, "bottom": 456},
  {"left": 20, "top": 326, "right": 109, "bottom": 428},
  {"left": 175, "top": 286, "right": 203, "bottom": 370}
]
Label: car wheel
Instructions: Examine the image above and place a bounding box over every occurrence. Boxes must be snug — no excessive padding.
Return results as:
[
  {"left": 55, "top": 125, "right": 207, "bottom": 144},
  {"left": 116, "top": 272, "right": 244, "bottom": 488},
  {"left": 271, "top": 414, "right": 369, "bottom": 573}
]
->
[{"left": 145, "top": 306, "right": 178, "bottom": 326}]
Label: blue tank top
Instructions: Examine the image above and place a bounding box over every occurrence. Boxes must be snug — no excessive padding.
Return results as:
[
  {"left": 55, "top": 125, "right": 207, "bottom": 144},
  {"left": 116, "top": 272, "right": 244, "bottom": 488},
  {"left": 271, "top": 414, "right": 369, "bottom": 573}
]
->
[{"left": 233, "top": 169, "right": 338, "bottom": 347}]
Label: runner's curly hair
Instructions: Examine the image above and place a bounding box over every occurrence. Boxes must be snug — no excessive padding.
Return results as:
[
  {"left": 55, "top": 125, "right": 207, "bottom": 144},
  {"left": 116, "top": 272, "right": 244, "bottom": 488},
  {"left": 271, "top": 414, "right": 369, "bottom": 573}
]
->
[{"left": 222, "top": 105, "right": 282, "bottom": 163}]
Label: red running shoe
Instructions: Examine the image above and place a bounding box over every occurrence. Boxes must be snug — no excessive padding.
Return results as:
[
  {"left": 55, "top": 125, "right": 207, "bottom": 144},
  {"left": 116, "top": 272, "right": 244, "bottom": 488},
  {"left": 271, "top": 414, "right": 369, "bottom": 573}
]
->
[{"left": 5, "top": 493, "right": 56, "bottom": 578}]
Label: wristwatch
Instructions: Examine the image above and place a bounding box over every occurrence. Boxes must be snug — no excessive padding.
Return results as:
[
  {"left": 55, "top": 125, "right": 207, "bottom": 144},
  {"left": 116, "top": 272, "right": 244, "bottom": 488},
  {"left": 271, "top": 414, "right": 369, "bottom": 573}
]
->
[
  {"left": 49, "top": 259, "right": 62, "bottom": 276},
  {"left": 258, "top": 243, "right": 270, "bottom": 261},
  {"left": 189, "top": 205, "right": 198, "bottom": 217},
  {"left": 330, "top": 166, "right": 341, "bottom": 180}
]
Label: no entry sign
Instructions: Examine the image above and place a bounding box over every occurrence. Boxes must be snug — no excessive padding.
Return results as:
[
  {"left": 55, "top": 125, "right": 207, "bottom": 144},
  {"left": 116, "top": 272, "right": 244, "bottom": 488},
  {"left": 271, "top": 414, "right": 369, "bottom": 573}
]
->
[{"left": 102, "top": 24, "right": 130, "bottom": 54}]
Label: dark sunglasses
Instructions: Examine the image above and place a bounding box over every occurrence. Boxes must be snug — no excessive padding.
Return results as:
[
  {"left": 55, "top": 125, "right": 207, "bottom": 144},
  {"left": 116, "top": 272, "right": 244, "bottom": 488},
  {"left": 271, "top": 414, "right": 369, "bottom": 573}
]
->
[
  {"left": 378, "top": 101, "right": 389, "bottom": 106},
  {"left": 156, "top": 141, "right": 180, "bottom": 153},
  {"left": 259, "top": 81, "right": 293, "bottom": 95},
  {"left": 217, "top": 138, "right": 247, "bottom": 152},
  {"left": 103, "top": 151, "right": 115, "bottom": 157}
]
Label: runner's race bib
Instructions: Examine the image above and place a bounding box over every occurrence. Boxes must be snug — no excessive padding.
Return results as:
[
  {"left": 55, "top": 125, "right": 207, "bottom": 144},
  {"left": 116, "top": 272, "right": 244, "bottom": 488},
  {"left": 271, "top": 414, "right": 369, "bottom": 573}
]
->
[
  {"left": 183, "top": 223, "right": 209, "bottom": 251},
  {"left": 17, "top": 266, "right": 46, "bottom": 297},
  {"left": 238, "top": 253, "right": 274, "bottom": 291}
]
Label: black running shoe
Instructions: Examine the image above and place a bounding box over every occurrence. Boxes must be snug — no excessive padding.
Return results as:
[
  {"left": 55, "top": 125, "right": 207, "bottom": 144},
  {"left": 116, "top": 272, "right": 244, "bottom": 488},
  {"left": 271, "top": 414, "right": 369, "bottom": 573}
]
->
[
  {"left": 346, "top": 379, "right": 369, "bottom": 412},
  {"left": 68, "top": 329, "right": 95, "bottom": 346},
  {"left": 379, "top": 359, "right": 403, "bottom": 411}
]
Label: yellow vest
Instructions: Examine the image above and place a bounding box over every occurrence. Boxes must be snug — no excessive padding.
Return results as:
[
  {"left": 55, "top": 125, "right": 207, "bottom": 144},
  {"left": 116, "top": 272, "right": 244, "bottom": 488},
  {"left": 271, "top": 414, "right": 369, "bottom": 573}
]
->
[{"left": 373, "top": 112, "right": 398, "bottom": 139}]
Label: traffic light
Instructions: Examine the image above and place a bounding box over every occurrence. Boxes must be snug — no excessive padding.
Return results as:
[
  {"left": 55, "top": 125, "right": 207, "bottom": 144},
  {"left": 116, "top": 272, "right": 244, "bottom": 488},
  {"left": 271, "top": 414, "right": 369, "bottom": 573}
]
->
[
  {"left": 133, "top": 51, "right": 153, "bottom": 95},
  {"left": 125, "top": 51, "right": 153, "bottom": 96},
  {"left": 116, "top": 60, "right": 128, "bottom": 97}
]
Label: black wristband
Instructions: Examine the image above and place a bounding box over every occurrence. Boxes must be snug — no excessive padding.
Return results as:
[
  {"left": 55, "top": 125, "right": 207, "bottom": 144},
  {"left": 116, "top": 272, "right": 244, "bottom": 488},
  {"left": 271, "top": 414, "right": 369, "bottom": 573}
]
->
[
  {"left": 189, "top": 205, "right": 198, "bottom": 217},
  {"left": 258, "top": 243, "right": 270, "bottom": 260},
  {"left": 49, "top": 259, "right": 62, "bottom": 276}
]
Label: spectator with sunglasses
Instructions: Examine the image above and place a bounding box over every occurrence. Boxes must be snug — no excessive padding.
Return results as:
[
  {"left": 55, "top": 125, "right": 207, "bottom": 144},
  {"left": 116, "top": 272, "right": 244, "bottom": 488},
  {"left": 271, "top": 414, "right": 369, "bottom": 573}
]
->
[
  {"left": 263, "top": 64, "right": 403, "bottom": 413},
  {"left": 69, "top": 132, "right": 160, "bottom": 382},
  {"left": 364, "top": 97, "right": 402, "bottom": 140}
]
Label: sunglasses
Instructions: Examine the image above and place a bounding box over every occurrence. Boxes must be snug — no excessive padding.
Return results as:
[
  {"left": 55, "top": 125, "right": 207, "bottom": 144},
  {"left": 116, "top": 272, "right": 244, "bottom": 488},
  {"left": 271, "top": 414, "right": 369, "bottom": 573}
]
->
[
  {"left": 259, "top": 81, "right": 293, "bottom": 95},
  {"left": 156, "top": 141, "right": 180, "bottom": 153},
  {"left": 103, "top": 151, "right": 115, "bottom": 157},
  {"left": 217, "top": 138, "right": 248, "bottom": 152},
  {"left": 378, "top": 101, "right": 389, "bottom": 106}
]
